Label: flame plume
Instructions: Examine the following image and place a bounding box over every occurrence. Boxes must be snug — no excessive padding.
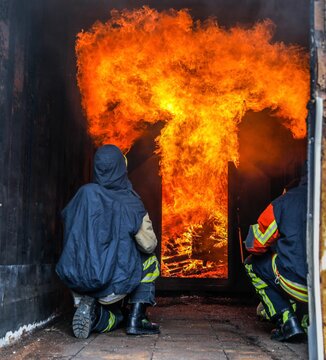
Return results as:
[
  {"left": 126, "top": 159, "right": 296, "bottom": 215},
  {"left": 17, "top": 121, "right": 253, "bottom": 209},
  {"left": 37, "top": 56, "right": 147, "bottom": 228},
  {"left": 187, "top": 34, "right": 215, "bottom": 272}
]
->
[{"left": 76, "top": 7, "right": 309, "bottom": 278}]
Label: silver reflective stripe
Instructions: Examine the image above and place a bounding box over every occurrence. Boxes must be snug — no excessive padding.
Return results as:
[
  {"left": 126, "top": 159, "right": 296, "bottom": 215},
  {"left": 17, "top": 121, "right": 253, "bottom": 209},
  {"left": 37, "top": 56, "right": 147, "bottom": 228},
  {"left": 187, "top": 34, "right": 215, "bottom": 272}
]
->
[
  {"left": 141, "top": 257, "right": 160, "bottom": 283},
  {"left": 252, "top": 220, "right": 278, "bottom": 245},
  {"left": 143, "top": 255, "right": 158, "bottom": 271}
]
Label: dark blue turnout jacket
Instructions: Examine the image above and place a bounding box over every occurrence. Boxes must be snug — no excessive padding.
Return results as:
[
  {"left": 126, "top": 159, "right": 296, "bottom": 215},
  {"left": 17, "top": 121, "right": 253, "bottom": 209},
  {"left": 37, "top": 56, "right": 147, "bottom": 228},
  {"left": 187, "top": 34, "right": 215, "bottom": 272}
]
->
[
  {"left": 56, "top": 145, "right": 146, "bottom": 297},
  {"left": 245, "top": 180, "right": 307, "bottom": 285}
]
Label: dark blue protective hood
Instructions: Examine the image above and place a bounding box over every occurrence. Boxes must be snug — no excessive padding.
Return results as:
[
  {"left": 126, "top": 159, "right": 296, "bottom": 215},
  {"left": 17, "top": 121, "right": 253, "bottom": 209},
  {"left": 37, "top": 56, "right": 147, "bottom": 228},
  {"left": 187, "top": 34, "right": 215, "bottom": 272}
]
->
[
  {"left": 56, "top": 145, "right": 146, "bottom": 297},
  {"left": 93, "top": 144, "right": 132, "bottom": 191}
]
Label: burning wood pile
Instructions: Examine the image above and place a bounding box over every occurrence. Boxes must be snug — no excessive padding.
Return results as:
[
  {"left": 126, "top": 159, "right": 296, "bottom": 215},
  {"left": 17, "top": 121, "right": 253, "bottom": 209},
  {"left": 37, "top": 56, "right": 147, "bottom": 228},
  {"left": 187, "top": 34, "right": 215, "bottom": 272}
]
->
[{"left": 162, "top": 216, "right": 227, "bottom": 277}]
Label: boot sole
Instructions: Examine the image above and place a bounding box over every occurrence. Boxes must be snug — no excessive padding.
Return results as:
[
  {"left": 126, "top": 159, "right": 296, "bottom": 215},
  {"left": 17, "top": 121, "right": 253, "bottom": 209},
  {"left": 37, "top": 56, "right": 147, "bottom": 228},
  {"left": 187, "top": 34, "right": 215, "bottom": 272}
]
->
[
  {"left": 271, "top": 329, "right": 306, "bottom": 342},
  {"left": 284, "top": 331, "right": 307, "bottom": 343},
  {"left": 126, "top": 327, "right": 160, "bottom": 335},
  {"left": 72, "top": 297, "right": 96, "bottom": 339}
]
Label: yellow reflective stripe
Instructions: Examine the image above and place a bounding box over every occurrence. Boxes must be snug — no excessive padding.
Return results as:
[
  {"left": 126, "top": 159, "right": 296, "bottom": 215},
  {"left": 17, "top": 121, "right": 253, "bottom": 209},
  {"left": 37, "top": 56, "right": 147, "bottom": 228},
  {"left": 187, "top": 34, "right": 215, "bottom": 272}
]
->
[
  {"left": 141, "top": 274, "right": 158, "bottom": 283},
  {"left": 271, "top": 254, "right": 278, "bottom": 273},
  {"left": 245, "top": 264, "right": 276, "bottom": 317},
  {"left": 252, "top": 220, "right": 278, "bottom": 245},
  {"left": 141, "top": 260, "right": 160, "bottom": 283},
  {"left": 301, "top": 314, "right": 309, "bottom": 332},
  {"left": 284, "top": 278, "right": 308, "bottom": 293},
  {"left": 141, "top": 267, "right": 160, "bottom": 283},
  {"left": 102, "top": 311, "right": 115, "bottom": 333},
  {"left": 282, "top": 309, "right": 290, "bottom": 323},
  {"left": 279, "top": 278, "right": 308, "bottom": 303},
  {"left": 271, "top": 253, "right": 277, "bottom": 274},
  {"left": 245, "top": 264, "right": 267, "bottom": 289},
  {"left": 143, "top": 255, "right": 158, "bottom": 271},
  {"left": 260, "top": 309, "right": 270, "bottom": 320},
  {"left": 279, "top": 275, "right": 308, "bottom": 295},
  {"left": 272, "top": 254, "right": 308, "bottom": 303},
  {"left": 260, "top": 289, "right": 277, "bottom": 318},
  {"left": 254, "top": 280, "right": 267, "bottom": 289},
  {"left": 142, "top": 256, "right": 159, "bottom": 282}
]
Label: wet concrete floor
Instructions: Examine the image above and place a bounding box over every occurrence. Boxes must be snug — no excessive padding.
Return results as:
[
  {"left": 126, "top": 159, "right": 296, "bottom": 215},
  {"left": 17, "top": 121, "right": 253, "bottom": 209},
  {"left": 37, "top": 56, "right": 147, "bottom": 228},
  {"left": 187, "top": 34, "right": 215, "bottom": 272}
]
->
[{"left": 0, "top": 296, "right": 308, "bottom": 360}]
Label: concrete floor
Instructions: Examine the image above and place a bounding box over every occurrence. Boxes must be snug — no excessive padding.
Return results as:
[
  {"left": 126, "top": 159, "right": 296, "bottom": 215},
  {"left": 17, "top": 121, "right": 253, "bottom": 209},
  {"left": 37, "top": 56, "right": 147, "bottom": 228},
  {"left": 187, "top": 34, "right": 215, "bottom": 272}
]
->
[{"left": 0, "top": 296, "right": 308, "bottom": 360}]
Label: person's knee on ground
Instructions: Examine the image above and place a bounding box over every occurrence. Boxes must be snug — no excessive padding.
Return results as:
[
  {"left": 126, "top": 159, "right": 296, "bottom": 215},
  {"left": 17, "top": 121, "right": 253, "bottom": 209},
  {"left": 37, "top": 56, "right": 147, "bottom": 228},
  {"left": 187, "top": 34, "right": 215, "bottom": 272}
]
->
[
  {"left": 72, "top": 296, "right": 125, "bottom": 339},
  {"left": 92, "top": 304, "right": 124, "bottom": 333},
  {"left": 244, "top": 254, "right": 306, "bottom": 342},
  {"left": 256, "top": 302, "right": 270, "bottom": 321}
]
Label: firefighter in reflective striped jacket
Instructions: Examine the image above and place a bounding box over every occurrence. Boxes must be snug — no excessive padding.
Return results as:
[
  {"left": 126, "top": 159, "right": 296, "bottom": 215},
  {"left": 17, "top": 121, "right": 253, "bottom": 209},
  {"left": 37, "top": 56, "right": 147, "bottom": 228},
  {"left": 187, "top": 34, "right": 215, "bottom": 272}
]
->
[{"left": 244, "top": 176, "right": 308, "bottom": 342}]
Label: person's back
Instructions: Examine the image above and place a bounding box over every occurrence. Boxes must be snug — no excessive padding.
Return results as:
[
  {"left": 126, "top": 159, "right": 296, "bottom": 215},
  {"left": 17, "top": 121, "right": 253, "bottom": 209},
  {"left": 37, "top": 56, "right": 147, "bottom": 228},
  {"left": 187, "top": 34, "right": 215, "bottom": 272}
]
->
[
  {"left": 56, "top": 144, "right": 160, "bottom": 339},
  {"left": 272, "top": 183, "right": 307, "bottom": 285},
  {"left": 56, "top": 145, "right": 146, "bottom": 296}
]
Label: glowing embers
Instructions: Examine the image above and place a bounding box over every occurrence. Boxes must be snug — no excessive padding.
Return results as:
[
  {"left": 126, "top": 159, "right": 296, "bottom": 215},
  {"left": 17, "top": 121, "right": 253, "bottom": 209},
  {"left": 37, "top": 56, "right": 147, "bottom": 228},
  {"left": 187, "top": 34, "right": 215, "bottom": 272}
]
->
[{"left": 161, "top": 214, "right": 228, "bottom": 278}]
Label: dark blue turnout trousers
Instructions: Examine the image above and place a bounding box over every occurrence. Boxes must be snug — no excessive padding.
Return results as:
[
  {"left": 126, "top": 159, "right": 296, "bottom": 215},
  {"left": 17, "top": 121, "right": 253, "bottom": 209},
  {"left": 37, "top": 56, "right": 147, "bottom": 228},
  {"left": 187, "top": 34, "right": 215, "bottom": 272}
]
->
[
  {"left": 244, "top": 253, "right": 308, "bottom": 328},
  {"left": 94, "top": 253, "right": 160, "bottom": 333}
]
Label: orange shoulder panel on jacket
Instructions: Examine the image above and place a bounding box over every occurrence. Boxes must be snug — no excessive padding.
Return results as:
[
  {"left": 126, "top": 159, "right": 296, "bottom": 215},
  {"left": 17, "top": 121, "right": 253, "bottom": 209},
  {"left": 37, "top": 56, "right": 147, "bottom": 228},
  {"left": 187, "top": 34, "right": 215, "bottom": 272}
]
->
[{"left": 245, "top": 203, "right": 279, "bottom": 254}]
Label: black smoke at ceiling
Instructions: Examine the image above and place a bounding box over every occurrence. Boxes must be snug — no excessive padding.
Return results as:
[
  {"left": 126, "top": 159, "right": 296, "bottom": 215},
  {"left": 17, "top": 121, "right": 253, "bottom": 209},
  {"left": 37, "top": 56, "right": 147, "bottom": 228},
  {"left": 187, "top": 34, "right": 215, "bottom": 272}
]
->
[{"left": 75, "top": 0, "right": 309, "bottom": 45}]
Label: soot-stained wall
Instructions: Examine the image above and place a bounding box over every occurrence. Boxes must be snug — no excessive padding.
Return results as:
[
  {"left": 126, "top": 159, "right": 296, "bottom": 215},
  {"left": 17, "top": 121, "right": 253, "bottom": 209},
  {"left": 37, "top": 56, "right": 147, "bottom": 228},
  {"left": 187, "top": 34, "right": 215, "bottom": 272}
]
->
[
  {"left": 0, "top": 0, "right": 93, "bottom": 341},
  {"left": 0, "top": 0, "right": 310, "bottom": 340}
]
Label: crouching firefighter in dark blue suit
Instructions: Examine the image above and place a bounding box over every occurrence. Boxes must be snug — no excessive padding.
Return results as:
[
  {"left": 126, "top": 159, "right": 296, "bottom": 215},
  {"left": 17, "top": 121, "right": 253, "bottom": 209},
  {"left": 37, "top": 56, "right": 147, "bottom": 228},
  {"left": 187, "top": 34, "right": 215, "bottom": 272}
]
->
[
  {"left": 244, "top": 174, "right": 308, "bottom": 342},
  {"left": 56, "top": 144, "right": 160, "bottom": 339}
]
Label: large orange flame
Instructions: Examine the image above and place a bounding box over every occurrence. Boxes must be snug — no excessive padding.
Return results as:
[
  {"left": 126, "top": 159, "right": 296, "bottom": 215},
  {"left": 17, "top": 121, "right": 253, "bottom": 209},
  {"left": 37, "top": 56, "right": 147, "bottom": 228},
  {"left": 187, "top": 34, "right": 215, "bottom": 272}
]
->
[{"left": 76, "top": 7, "right": 309, "bottom": 278}]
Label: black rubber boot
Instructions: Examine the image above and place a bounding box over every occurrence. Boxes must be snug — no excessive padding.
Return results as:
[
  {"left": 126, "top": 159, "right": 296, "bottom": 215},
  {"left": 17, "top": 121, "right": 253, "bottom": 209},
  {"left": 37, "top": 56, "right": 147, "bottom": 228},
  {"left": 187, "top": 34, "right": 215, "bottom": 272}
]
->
[
  {"left": 72, "top": 296, "right": 97, "bottom": 339},
  {"left": 271, "top": 310, "right": 306, "bottom": 342},
  {"left": 126, "top": 303, "right": 160, "bottom": 335}
]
